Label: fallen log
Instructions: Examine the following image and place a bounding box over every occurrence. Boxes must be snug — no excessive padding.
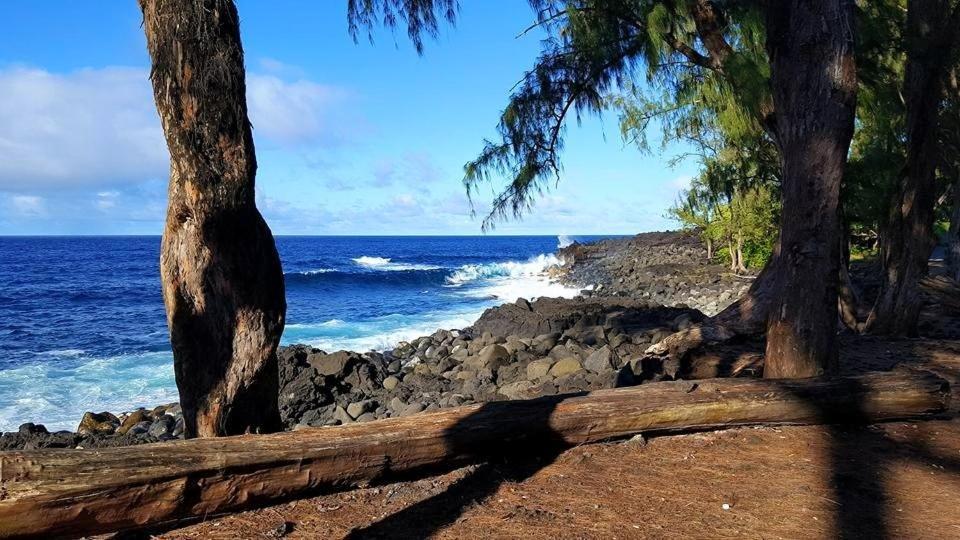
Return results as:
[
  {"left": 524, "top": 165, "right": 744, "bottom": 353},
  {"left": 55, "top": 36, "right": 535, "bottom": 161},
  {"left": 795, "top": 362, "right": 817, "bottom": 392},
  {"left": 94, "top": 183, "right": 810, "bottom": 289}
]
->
[
  {"left": 921, "top": 274, "right": 960, "bottom": 310},
  {"left": 0, "top": 371, "right": 949, "bottom": 539}
]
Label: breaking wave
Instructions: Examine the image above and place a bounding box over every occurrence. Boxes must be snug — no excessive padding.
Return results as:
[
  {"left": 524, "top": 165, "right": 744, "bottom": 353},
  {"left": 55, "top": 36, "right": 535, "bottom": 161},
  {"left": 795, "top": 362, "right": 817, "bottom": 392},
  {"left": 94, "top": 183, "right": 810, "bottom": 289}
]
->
[{"left": 352, "top": 256, "right": 443, "bottom": 271}]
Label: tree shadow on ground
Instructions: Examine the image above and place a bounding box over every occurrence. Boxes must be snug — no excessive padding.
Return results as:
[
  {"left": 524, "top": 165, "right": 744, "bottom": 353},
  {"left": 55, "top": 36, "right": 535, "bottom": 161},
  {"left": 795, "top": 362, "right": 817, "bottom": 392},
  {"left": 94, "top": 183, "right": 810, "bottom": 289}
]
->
[
  {"left": 345, "top": 395, "right": 575, "bottom": 539},
  {"left": 349, "top": 349, "right": 955, "bottom": 540},
  {"left": 776, "top": 334, "right": 958, "bottom": 540}
]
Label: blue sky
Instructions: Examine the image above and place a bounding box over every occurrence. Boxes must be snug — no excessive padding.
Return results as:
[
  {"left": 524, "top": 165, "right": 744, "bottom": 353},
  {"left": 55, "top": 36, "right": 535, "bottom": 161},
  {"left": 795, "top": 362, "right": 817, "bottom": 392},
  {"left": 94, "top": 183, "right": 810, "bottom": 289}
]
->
[{"left": 0, "top": 1, "right": 696, "bottom": 235}]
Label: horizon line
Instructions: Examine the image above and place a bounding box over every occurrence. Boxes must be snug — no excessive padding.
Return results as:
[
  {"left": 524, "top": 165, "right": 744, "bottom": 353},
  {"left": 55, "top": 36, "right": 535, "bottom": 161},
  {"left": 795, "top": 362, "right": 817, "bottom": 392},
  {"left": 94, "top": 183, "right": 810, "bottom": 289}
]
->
[{"left": 0, "top": 232, "right": 644, "bottom": 238}]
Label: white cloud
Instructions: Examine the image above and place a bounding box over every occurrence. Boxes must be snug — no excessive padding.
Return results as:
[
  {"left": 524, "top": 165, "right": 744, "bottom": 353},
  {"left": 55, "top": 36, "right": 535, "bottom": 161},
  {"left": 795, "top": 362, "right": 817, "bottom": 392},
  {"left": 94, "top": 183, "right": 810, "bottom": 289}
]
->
[
  {"left": 246, "top": 74, "right": 350, "bottom": 144},
  {"left": 8, "top": 195, "right": 46, "bottom": 217},
  {"left": 95, "top": 191, "right": 119, "bottom": 210},
  {"left": 371, "top": 152, "right": 443, "bottom": 187},
  {"left": 256, "top": 57, "right": 307, "bottom": 79},
  {"left": 0, "top": 66, "right": 167, "bottom": 190},
  {"left": 0, "top": 65, "right": 353, "bottom": 193},
  {"left": 392, "top": 193, "right": 417, "bottom": 207}
]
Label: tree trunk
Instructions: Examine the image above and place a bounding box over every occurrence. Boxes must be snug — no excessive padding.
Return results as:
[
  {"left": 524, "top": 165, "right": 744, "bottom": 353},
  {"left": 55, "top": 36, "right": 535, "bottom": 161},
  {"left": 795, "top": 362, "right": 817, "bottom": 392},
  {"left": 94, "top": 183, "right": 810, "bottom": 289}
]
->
[
  {"left": 839, "top": 220, "right": 863, "bottom": 331},
  {"left": 139, "top": 0, "right": 285, "bottom": 437},
  {"left": 735, "top": 231, "right": 746, "bottom": 272},
  {"left": 644, "top": 0, "right": 859, "bottom": 374},
  {"left": 706, "top": 237, "right": 713, "bottom": 260},
  {"left": 839, "top": 263, "right": 862, "bottom": 331},
  {"left": 866, "top": 0, "right": 956, "bottom": 336},
  {"left": 762, "top": 0, "right": 857, "bottom": 378},
  {"left": 728, "top": 239, "right": 738, "bottom": 271},
  {"left": 0, "top": 371, "right": 948, "bottom": 539},
  {"left": 947, "top": 177, "right": 960, "bottom": 282}
]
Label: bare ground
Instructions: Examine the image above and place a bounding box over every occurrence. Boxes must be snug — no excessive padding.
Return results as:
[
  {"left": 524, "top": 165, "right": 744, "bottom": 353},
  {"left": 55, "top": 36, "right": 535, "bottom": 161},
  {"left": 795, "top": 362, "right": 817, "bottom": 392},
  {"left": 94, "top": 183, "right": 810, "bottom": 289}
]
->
[{"left": 140, "top": 335, "right": 960, "bottom": 540}]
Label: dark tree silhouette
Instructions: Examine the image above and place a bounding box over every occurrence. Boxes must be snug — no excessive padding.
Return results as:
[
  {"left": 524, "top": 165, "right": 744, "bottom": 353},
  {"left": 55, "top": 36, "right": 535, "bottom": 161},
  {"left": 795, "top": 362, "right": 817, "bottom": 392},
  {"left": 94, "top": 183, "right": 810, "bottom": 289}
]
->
[{"left": 867, "top": 0, "right": 960, "bottom": 335}]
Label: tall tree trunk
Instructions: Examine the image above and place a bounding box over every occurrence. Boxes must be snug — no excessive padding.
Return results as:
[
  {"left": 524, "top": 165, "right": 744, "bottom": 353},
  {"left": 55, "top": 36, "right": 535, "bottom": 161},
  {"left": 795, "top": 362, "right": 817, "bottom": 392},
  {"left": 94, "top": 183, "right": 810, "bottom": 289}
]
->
[
  {"left": 866, "top": 0, "right": 956, "bottom": 336},
  {"left": 762, "top": 0, "right": 857, "bottom": 378},
  {"left": 706, "top": 237, "right": 713, "bottom": 261},
  {"left": 735, "top": 232, "right": 746, "bottom": 273},
  {"left": 947, "top": 178, "right": 960, "bottom": 282},
  {"left": 839, "top": 223, "right": 863, "bottom": 331},
  {"left": 139, "top": 0, "right": 285, "bottom": 437},
  {"left": 643, "top": 0, "right": 858, "bottom": 376}
]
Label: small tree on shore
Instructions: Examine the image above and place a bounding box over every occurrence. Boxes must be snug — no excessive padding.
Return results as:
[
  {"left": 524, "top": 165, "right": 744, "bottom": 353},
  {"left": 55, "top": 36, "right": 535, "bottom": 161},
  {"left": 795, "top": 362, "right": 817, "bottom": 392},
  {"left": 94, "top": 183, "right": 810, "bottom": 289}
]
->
[
  {"left": 669, "top": 179, "right": 778, "bottom": 271},
  {"left": 668, "top": 178, "right": 717, "bottom": 261}
]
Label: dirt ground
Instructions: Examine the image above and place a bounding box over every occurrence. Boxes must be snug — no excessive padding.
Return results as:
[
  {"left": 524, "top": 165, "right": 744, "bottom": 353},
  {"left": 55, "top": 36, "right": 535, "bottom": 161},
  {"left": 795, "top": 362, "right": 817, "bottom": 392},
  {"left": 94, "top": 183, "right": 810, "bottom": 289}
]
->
[{"left": 138, "top": 334, "right": 960, "bottom": 540}]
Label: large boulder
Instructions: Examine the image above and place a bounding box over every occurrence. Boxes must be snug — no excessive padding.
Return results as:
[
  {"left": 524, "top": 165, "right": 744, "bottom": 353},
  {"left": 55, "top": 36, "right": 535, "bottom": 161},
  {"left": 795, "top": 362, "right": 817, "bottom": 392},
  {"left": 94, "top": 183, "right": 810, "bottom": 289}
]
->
[
  {"left": 526, "top": 358, "right": 555, "bottom": 380},
  {"left": 531, "top": 333, "right": 559, "bottom": 355},
  {"left": 116, "top": 410, "right": 150, "bottom": 435},
  {"left": 549, "top": 357, "right": 583, "bottom": 377},
  {"left": 583, "top": 345, "right": 619, "bottom": 374},
  {"left": 77, "top": 412, "right": 120, "bottom": 436},
  {"left": 278, "top": 372, "right": 330, "bottom": 426},
  {"left": 498, "top": 380, "right": 534, "bottom": 400},
  {"left": 308, "top": 351, "right": 357, "bottom": 377},
  {"left": 277, "top": 344, "right": 315, "bottom": 386},
  {"left": 464, "top": 344, "right": 511, "bottom": 372},
  {"left": 147, "top": 415, "right": 176, "bottom": 438}
]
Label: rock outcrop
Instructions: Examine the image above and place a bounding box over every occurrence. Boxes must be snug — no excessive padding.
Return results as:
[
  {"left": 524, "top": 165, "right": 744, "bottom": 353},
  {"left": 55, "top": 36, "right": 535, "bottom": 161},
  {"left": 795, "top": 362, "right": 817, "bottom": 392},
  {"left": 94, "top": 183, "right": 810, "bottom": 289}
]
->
[
  {"left": 274, "top": 297, "right": 705, "bottom": 429},
  {"left": 558, "top": 230, "right": 753, "bottom": 315}
]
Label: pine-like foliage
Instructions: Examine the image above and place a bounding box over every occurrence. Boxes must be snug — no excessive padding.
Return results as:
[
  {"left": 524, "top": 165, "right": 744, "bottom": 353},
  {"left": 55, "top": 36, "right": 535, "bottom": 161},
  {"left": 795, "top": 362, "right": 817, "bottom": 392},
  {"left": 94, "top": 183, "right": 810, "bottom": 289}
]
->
[
  {"left": 461, "top": 1, "right": 770, "bottom": 229},
  {"left": 347, "top": 0, "right": 458, "bottom": 54}
]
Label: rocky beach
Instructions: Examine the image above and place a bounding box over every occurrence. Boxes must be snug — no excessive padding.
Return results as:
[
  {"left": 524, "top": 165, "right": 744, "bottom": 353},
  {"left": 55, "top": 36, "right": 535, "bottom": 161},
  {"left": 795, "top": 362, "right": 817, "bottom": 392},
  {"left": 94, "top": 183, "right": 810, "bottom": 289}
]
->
[{"left": 0, "top": 231, "right": 760, "bottom": 450}]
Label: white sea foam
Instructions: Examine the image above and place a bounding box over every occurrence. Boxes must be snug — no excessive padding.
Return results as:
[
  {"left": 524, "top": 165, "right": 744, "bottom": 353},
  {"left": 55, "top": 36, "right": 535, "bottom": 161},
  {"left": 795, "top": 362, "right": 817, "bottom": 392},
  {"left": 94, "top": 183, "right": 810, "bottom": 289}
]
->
[
  {"left": 282, "top": 310, "right": 483, "bottom": 353},
  {"left": 38, "top": 348, "right": 86, "bottom": 357},
  {"left": 0, "top": 351, "right": 177, "bottom": 432},
  {"left": 298, "top": 268, "right": 335, "bottom": 275},
  {"left": 445, "top": 253, "right": 563, "bottom": 285},
  {"left": 444, "top": 253, "right": 580, "bottom": 301},
  {"left": 286, "top": 253, "right": 580, "bottom": 353},
  {"left": 286, "top": 318, "right": 345, "bottom": 329},
  {"left": 352, "top": 256, "right": 442, "bottom": 271},
  {"left": 557, "top": 234, "right": 575, "bottom": 248}
]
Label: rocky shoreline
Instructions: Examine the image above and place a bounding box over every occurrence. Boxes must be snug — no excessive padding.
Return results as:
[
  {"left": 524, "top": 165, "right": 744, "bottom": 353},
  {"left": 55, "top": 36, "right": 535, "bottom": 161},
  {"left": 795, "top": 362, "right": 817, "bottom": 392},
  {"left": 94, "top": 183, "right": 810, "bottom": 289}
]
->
[
  {"left": 557, "top": 230, "right": 754, "bottom": 316},
  {"left": 1, "top": 231, "right": 748, "bottom": 450}
]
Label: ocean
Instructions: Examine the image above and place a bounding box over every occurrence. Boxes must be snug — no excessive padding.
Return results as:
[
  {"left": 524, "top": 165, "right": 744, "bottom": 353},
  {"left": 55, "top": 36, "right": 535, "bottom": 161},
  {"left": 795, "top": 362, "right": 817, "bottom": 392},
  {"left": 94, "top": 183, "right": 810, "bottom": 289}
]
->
[{"left": 0, "top": 235, "right": 610, "bottom": 431}]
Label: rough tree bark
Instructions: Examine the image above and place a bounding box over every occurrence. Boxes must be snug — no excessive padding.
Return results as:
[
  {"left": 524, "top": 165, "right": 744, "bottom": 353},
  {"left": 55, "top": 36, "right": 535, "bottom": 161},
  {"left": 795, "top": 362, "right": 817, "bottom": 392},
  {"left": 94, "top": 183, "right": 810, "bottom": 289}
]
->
[
  {"left": 727, "top": 239, "right": 738, "bottom": 271},
  {"left": 866, "top": 0, "right": 958, "bottom": 336},
  {"left": 946, "top": 66, "right": 960, "bottom": 282},
  {"left": 643, "top": 0, "right": 856, "bottom": 378},
  {"left": 947, "top": 176, "right": 960, "bottom": 282},
  {"left": 139, "top": 0, "right": 285, "bottom": 437},
  {"left": 839, "top": 237, "right": 863, "bottom": 331},
  {"left": 760, "top": 0, "right": 858, "bottom": 377},
  {"left": 735, "top": 232, "right": 747, "bottom": 273}
]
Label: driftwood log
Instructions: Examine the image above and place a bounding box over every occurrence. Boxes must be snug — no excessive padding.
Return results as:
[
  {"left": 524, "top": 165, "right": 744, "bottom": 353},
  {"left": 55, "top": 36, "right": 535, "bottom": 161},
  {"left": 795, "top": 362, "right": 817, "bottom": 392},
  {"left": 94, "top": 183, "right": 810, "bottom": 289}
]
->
[{"left": 0, "top": 371, "right": 949, "bottom": 539}]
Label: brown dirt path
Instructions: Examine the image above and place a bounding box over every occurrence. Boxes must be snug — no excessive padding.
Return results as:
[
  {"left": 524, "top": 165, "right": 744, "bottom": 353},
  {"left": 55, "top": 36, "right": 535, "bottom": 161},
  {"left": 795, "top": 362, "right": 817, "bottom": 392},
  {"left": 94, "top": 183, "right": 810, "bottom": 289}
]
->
[{"left": 145, "top": 336, "right": 960, "bottom": 540}]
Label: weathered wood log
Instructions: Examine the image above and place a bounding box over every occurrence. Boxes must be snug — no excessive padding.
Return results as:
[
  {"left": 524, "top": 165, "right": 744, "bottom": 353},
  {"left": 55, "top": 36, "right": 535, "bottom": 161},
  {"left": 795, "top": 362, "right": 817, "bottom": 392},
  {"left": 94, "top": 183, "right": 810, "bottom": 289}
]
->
[
  {"left": 921, "top": 274, "right": 960, "bottom": 311},
  {"left": 0, "top": 371, "right": 949, "bottom": 539}
]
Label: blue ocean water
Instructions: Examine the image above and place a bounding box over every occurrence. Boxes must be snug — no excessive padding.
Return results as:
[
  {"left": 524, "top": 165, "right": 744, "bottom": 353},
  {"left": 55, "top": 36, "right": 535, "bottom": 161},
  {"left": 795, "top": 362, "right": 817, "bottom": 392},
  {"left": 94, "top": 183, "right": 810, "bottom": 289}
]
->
[{"left": 0, "top": 235, "right": 604, "bottom": 431}]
